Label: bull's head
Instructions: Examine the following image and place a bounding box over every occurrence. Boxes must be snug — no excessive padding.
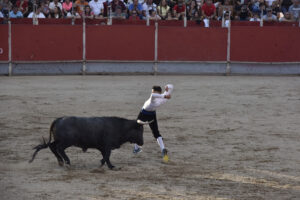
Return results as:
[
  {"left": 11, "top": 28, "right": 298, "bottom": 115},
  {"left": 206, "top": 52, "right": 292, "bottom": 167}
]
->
[
  {"left": 134, "top": 124, "right": 144, "bottom": 146},
  {"left": 134, "top": 120, "right": 154, "bottom": 146},
  {"left": 127, "top": 120, "right": 153, "bottom": 146}
]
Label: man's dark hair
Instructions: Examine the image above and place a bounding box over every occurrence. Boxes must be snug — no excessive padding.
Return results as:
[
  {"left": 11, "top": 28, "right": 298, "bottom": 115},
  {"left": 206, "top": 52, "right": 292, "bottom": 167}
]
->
[{"left": 152, "top": 86, "right": 162, "bottom": 93}]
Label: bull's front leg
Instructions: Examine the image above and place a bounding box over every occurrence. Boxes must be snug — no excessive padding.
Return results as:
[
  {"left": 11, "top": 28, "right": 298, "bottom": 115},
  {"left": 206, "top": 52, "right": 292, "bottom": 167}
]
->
[
  {"left": 98, "top": 147, "right": 106, "bottom": 167},
  {"left": 104, "top": 146, "right": 115, "bottom": 169}
]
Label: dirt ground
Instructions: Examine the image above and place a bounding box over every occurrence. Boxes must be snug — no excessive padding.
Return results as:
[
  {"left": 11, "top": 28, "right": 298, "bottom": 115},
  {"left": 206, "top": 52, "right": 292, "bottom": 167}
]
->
[{"left": 0, "top": 75, "right": 299, "bottom": 200}]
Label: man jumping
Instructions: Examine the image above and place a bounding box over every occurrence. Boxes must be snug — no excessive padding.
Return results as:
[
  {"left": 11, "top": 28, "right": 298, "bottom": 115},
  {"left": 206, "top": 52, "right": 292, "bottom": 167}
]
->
[{"left": 134, "top": 84, "right": 173, "bottom": 162}]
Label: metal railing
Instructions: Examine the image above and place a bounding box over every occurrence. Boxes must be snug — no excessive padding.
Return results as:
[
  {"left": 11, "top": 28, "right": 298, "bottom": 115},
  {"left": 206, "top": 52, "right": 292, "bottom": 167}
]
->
[{"left": 2, "top": 5, "right": 299, "bottom": 28}]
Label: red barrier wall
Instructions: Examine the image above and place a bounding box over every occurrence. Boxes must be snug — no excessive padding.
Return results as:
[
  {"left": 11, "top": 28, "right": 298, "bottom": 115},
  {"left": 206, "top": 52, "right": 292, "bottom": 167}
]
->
[
  {"left": 0, "top": 25, "right": 9, "bottom": 61},
  {"left": 158, "top": 27, "right": 227, "bottom": 61},
  {"left": 86, "top": 25, "right": 155, "bottom": 61},
  {"left": 231, "top": 27, "right": 300, "bottom": 62},
  {"left": 4, "top": 22, "right": 300, "bottom": 63},
  {"left": 231, "top": 21, "right": 260, "bottom": 26},
  {"left": 12, "top": 24, "right": 82, "bottom": 61}
]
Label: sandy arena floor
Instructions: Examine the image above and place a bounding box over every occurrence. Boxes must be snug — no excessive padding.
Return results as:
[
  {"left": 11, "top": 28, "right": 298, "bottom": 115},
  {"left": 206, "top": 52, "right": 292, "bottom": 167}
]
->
[{"left": 0, "top": 75, "right": 299, "bottom": 200}]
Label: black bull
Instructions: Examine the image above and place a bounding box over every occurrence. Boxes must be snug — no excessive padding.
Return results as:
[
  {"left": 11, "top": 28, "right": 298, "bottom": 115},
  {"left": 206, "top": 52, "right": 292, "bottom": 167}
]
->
[{"left": 29, "top": 116, "right": 146, "bottom": 169}]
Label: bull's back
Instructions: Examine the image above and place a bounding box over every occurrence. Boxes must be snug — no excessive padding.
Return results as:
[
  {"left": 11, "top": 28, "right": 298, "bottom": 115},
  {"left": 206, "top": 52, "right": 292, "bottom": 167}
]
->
[{"left": 53, "top": 116, "right": 129, "bottom": 147}]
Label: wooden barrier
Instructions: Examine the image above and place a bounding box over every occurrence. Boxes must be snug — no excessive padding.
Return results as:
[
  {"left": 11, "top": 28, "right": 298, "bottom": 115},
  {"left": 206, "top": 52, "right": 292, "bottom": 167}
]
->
[
  {"left": 0, "top": 25, "right": 8, "bottom": 61},
  {"left": 12, "top": 24, "right": 82, "bottom": 61},
  {"left": 86, "top": 25, "right": 155, "bottom": 61},
  {"left": 0, "top": 20, "right": 299, "bottom": 63},
  {"left": 230, "top": 26, "right": 300, "bottom": 62},
  {"left": 158, "top": 27, "right": 227, "bottom": 61}
]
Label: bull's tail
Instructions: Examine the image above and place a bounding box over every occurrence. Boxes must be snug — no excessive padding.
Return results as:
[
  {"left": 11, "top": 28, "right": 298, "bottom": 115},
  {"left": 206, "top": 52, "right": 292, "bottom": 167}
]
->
[{"left": 29, "top": 118, "right": 60, "bottom": 163}]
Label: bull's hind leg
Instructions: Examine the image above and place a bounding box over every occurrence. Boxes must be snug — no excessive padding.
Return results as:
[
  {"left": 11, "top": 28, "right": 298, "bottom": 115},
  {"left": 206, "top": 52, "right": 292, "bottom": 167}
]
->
[
  {"left": 56, "top": 145, "right": 71, "bottom": 167},
  {"left": 49, "top": 142, "right": 64, "bottom": 166}
]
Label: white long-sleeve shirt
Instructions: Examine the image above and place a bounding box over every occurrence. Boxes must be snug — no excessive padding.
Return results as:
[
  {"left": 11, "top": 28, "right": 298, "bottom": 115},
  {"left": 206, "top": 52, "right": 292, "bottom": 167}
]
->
[{"left": 142, "top": 84, "right": 173, "bottom": 111}]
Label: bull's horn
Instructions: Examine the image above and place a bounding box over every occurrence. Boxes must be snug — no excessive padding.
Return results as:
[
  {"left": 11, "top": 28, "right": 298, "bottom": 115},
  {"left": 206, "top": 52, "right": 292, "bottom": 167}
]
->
[{"left": 137, "top": 120, "right": 154, "bottom": 125}]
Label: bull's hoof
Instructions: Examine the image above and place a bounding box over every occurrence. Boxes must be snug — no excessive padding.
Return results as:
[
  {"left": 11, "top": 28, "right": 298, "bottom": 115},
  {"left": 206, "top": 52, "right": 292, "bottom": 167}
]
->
[
  {"left": 65, "top": 164, "right": 71, "bottom": 170},
  {"left": 58, "top": 161, "right": 64, "bottom": 166},
  {"left": 108, "top": 165, "right": 116, "bottom": 170},
  {"left": 110, "top": 166, "right": 121, "bottom": 171}
]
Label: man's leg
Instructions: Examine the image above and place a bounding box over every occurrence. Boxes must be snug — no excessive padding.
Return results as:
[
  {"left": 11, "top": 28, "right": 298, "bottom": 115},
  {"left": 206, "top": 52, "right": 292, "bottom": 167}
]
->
[
  {"left": 149, "top": 115, "right": 168, "bottom": 162},
  {"left": 156, "top": 136, "right": 165, "bottom": 151},
  {"left": 149, "top": 114, "right": 164, "bottom": 150}
]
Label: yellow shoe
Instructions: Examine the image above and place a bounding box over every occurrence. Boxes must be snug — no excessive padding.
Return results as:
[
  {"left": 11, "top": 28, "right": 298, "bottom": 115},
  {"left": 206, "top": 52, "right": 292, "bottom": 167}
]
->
[{"left": 162, "top": 149, "right": 169, "bottom": 163}]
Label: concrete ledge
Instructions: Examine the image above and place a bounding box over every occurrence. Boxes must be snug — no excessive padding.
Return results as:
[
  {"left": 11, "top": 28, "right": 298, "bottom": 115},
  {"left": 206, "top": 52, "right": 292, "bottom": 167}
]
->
[
  {"left": 1, "top": 62, "right": 299, "bottom": 75},
  {"left": 230, "top": 63, "right": 300, "bottom": 75},
  {"left": 12, "top": 62, "right": 83, "bottom": 75},
  {"left": 0, "top": 63, "right": 8, "bottom": 75},
  {"left": 86, "top": 62, "right": 154, "bottom": 74},
  {"left": 157, "top": 62, "right": 227, "bottom": 75}
]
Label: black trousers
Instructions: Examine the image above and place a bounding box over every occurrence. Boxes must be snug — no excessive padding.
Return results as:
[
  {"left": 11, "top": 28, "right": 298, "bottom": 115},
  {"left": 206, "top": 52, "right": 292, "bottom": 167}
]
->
[{"left": 137, "top": 109, "right": 161, "bottom": 139}]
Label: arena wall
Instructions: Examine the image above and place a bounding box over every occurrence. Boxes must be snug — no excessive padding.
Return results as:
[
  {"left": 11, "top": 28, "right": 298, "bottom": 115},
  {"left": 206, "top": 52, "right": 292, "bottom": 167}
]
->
[
  {"left": 230, "top": 27, "right": 300, "bottom": 62},
  {"left": 0, "top": 25, "right": 8, "bottom": 62},
  {"left": 12, "top": 24, "right": 82, "bottom": 61},
  {"left": 157, "top": 27, "right": 227, "bottom": 61},
  {"left": 0, "top": 20, "right": 299, "bottom": 75},
  {"left": 86, "top": 26, "right": 155, "bottom": 61}
]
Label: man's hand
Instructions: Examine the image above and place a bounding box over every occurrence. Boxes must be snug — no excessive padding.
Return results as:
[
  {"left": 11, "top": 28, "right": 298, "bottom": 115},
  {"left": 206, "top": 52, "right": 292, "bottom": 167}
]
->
[
  {"left": 164, "top": 94, "right": 171, "bottom": 99},
  {"left": 165, "top": 86, "right": 169, "bottom": 92}
]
